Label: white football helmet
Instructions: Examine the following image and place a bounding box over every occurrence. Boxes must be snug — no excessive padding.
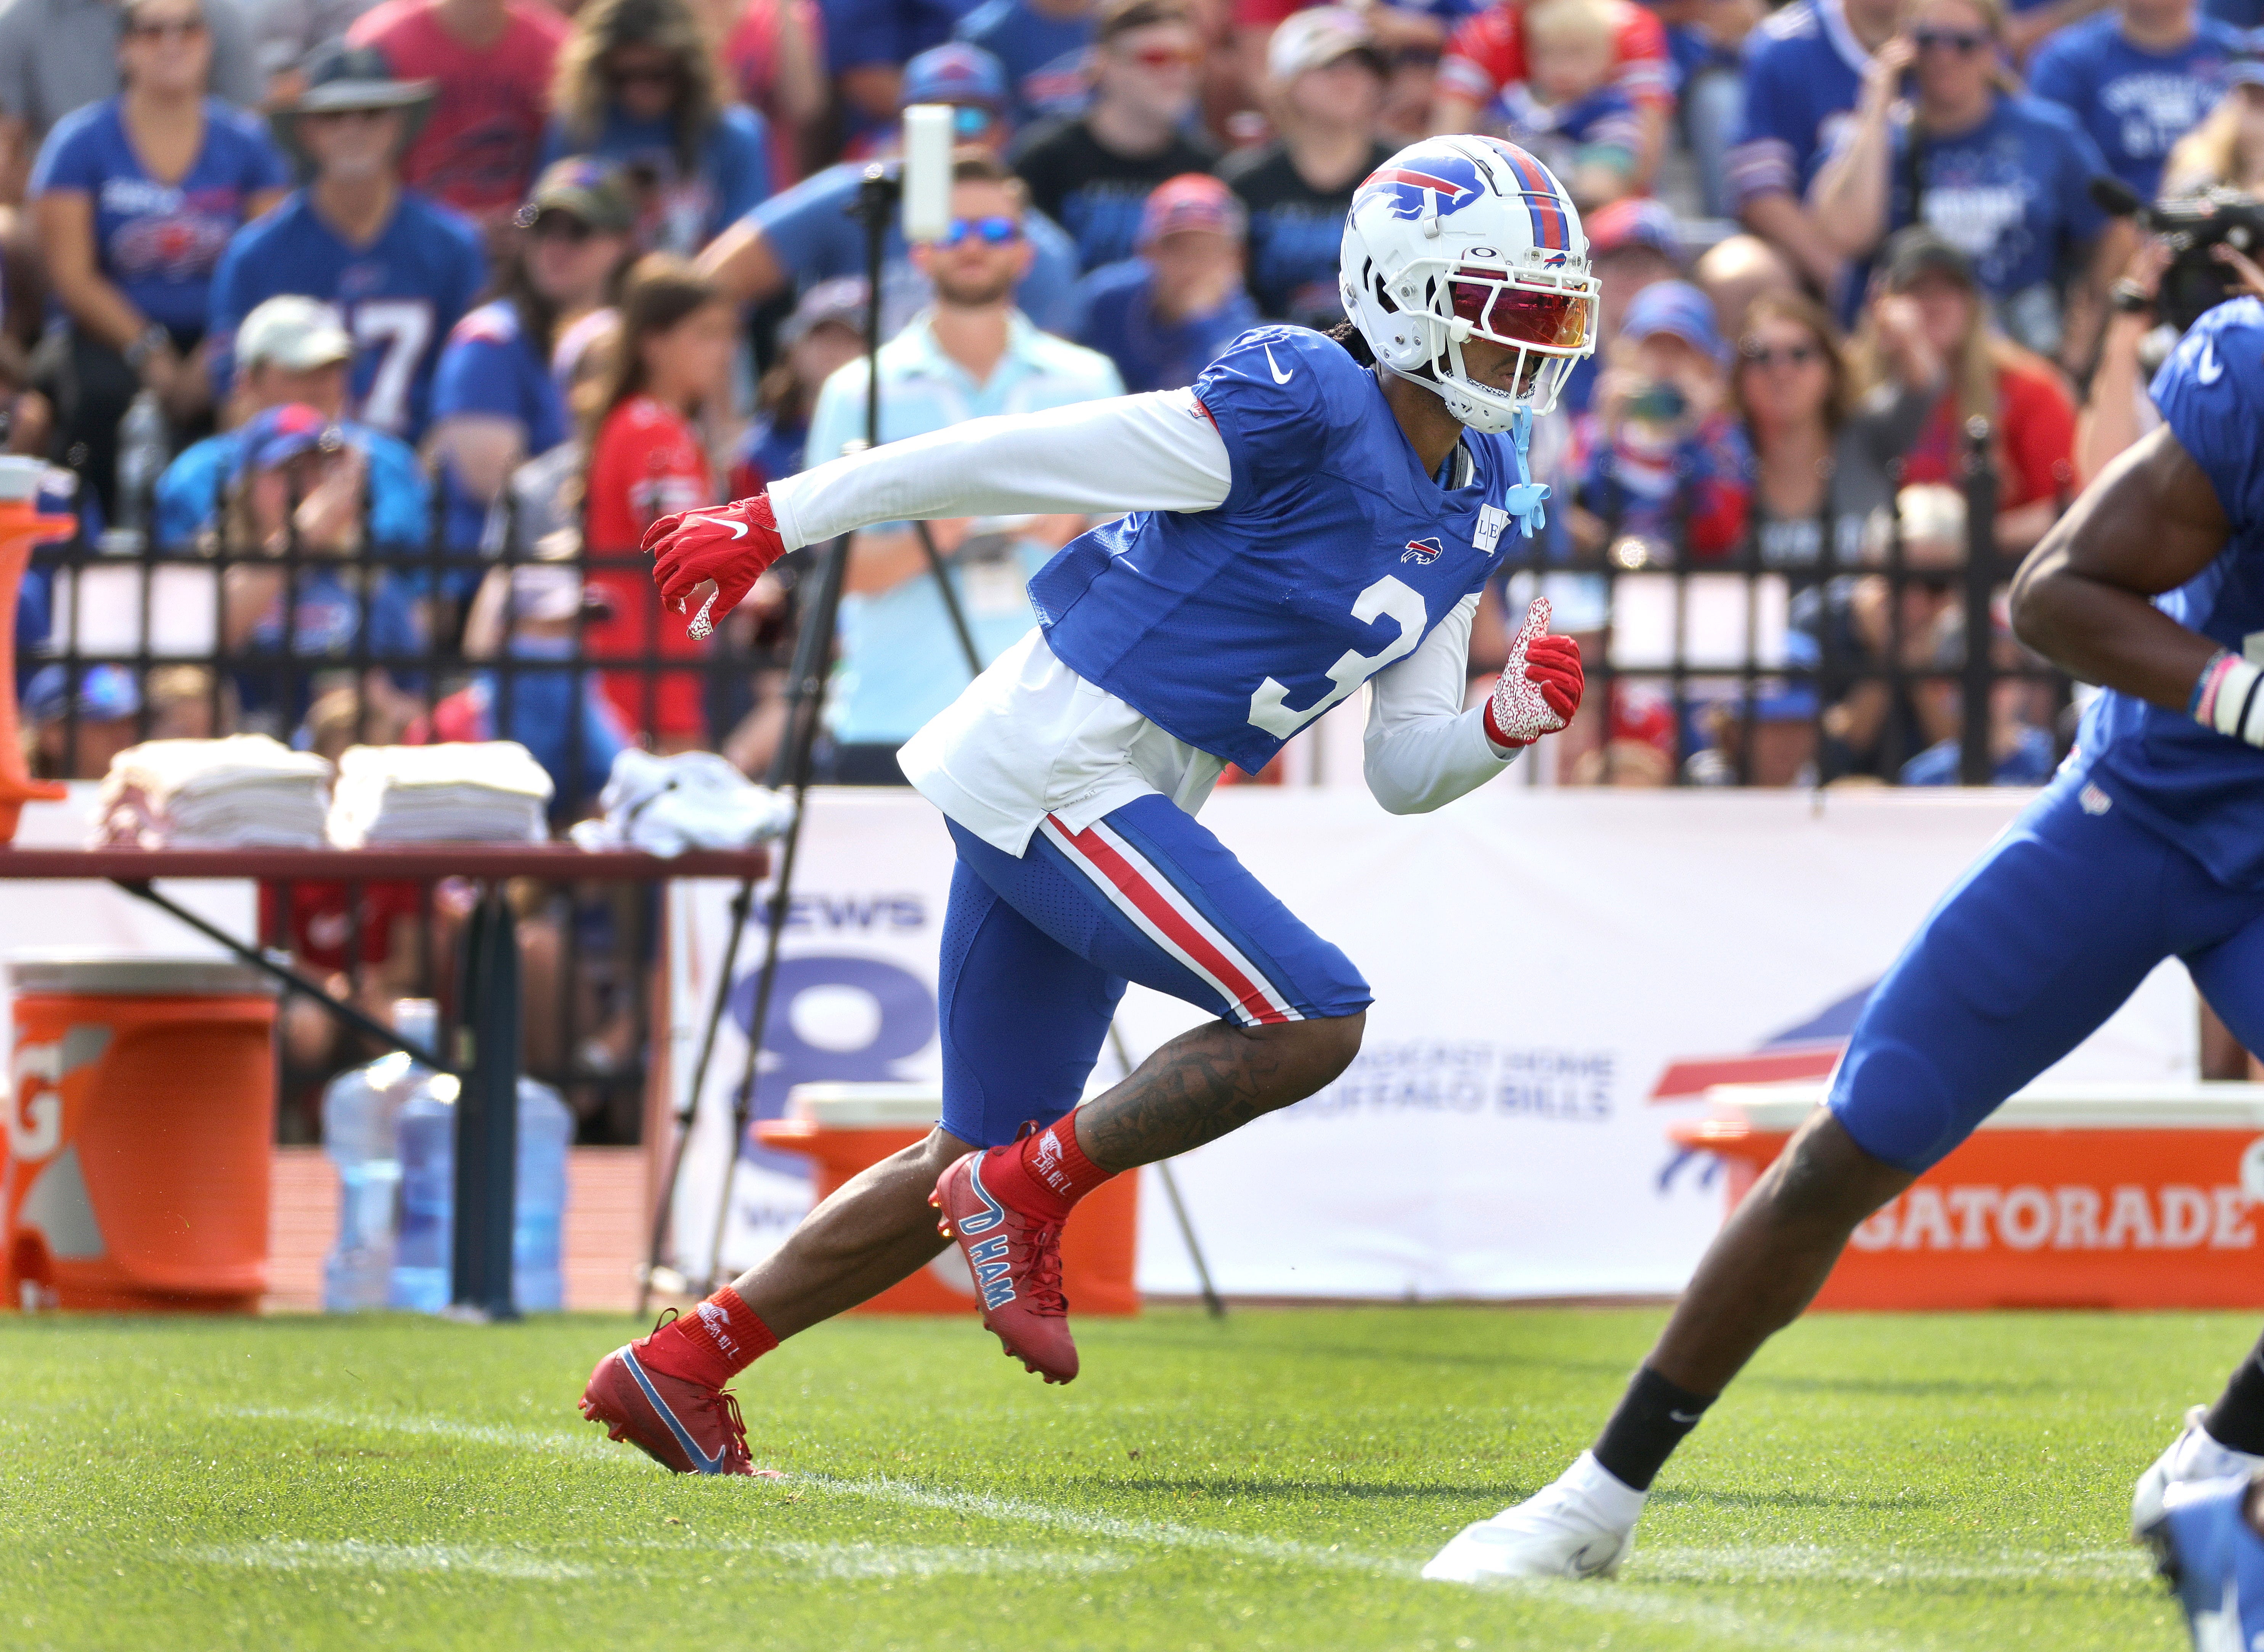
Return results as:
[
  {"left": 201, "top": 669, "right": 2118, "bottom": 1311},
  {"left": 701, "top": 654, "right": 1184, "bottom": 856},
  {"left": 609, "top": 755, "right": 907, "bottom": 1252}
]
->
[{"left": 1340, "top": 135, "right": 1600, "bottom": 431}]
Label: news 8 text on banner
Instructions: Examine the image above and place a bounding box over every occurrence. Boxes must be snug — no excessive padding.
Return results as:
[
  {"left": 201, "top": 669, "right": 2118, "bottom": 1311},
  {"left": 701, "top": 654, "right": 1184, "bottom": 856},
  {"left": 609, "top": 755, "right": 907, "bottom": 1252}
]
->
[{"left": 665, "top": 787, "right": 2195, "bottom": 1297}]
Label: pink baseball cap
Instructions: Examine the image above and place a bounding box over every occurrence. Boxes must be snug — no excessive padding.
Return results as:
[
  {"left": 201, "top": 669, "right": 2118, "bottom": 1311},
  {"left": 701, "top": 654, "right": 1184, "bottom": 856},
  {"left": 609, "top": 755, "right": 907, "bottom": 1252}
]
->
[{"left": 1137, "top": 174, "right": 1247, "bottom": 248}]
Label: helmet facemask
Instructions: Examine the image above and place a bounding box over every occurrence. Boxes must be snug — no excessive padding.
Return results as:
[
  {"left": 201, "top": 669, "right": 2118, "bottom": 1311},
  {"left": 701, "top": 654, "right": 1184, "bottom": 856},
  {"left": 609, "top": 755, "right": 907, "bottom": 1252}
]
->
[{"left": 1402, "top": 257, "right": 1598, "bottom": 430}]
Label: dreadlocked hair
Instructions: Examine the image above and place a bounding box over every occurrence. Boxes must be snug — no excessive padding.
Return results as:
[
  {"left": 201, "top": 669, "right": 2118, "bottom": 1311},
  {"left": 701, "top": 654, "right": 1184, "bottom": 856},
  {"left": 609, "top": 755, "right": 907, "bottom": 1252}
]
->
[{"left": 1326, "top": 319, "right": 1376, "bottom": 367}]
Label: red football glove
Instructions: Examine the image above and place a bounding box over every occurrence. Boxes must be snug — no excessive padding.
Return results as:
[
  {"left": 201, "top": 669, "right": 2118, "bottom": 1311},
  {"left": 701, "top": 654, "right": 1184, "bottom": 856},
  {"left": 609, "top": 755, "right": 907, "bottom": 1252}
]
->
[
  {"left": 1484, "top": 597, "right": 1584, "bottom": 750},
  {"left": 644, "top": 493, "right": 787, "bottom": 640}
]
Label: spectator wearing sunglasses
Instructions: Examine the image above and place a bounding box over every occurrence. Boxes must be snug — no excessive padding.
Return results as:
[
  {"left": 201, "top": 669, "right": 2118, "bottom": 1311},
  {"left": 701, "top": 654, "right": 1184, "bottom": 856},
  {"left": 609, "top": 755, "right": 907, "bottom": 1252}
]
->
[
  {"left": 2028, "top": 0, "right": 2243, "bottom": 202},
  {"left": 1218, "top": 7, "right": 1394, "bottom": 330},
  {"left": 801, "top": 154, "right": 1123, "bottom": 783},
  {"left": 28, "top": 0, "right": 287, "bottom": 518},
  {"left": 1810, "top": 0, "right": 2113, "bottom": 367},
  {"left": 345, "top": 0, "right": 569, "bottom": 234},
  {"left": 429, "top": 160, "right": 636, "bottom": 566},
  {"left": 0, "top": 0, "right": 260, "bottom": 149},
  {"left": 541, "top": 0, "right": 771, "bottom": 257},
  {"left": 1731, "top": 289, "right": 1936, "bottom": 574},
  {"left": 701, "top": 45, "right": 1084, "bottom": 336},
  {"left": 1013, "top": 0, "right": 1217, "bottom": 273},
  {"left": 1074, "top": 173, "right": 1256, "bottom": 392},
  {"left": 955, "top": 0, "right": 1098, "bottom": 128}
]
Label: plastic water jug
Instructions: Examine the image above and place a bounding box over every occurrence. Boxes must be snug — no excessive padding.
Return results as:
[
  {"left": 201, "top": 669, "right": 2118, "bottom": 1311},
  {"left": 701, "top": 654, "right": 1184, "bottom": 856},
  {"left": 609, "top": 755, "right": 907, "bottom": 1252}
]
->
[
  {"left": 318, "top": 999, "right": 435, "bottom": 1311},
  {"left": 389, "top": 1056, "right": 573, "bottom": 1314}
]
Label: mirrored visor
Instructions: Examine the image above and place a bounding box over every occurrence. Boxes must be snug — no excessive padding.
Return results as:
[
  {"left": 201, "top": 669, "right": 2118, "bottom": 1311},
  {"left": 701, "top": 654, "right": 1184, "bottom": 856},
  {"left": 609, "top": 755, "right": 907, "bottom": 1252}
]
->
[{"left": 1449, "top": 273, "right": 1591, "bottom": 352}]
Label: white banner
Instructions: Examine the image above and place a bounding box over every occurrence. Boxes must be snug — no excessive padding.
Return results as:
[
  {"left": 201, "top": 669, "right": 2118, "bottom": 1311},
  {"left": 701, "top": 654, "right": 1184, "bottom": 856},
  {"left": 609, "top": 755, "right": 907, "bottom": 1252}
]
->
[{"left": 667, "top": 785, "right": 2196, "bottom": 1296}]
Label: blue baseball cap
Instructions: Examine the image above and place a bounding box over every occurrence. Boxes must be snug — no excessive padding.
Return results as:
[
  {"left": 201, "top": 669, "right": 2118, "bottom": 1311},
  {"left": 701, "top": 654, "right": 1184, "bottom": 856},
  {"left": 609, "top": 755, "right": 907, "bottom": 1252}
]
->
[
  {"left": 901, "top": 43, "right": 1008, "bottom": 111},
  {"left": 2232, "top": 50, "right": 2264, "bottom": 89},
  {"left": 24, "top": 664, "right": 139, "bottom": 725},
  {"left": 1620, "top": 279, "right": 1729, "bottom": 365},
  {"left": 236, "top": 403, "right": 345, "bottom": 476}
]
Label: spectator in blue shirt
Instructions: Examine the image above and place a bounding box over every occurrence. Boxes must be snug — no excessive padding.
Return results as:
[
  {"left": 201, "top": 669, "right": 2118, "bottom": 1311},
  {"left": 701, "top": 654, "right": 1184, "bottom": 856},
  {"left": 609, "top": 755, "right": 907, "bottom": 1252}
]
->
[
  {"left": 155, "top": 294, "right": 432, "bottom": 557},
  {"left": 727, "top": 274, "right": 864, "bottom": 498},
  {"left": 540, "top": 0, "right": 772, "bottom": 256},
  {"left": 1810, "top": 0, "right": 2111, "bottom": 364},
  {"left": 28, "top": 0, "right": 289, "bottom": 518},
  {"left": 1726, "top": 0, "right": 1900, "bottom": 294},
  {"left": 1074, "top": 172, "right": 1257, "bottom": 391},
  {"left": 429, "top": 159, "right": 635, "bottom": 560},
  {"left": 821, "top": 0, "right": 969, "bottom": 151},
  {"left": 2028, "top": 0, "right": 2242, "bottom": 201},
  {"left": 954, "top": 0, "right": 1094, "bottom": 127},
  {"left": 700, "top": 42, "right": 1084, "bottom": 335}
]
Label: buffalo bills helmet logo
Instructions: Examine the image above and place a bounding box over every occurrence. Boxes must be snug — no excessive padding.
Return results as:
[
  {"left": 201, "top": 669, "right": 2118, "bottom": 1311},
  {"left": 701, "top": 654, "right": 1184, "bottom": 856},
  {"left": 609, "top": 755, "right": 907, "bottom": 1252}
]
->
[
  {"left": 1402, "top": 536, "right": 1444, "bottom": 564},
  {"left": 1356, "top": 148, "right": 1488, "bottom": 222}
]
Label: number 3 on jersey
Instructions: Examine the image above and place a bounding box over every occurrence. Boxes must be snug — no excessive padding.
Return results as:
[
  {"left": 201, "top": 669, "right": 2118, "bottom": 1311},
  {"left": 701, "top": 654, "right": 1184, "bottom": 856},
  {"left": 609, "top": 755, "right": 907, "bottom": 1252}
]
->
[
  {"left": 1247, "top": 576, "right": 1427, "bottom": 739},
  {"left": 350, "top": 299, "right": 432, "bottom": 436}
]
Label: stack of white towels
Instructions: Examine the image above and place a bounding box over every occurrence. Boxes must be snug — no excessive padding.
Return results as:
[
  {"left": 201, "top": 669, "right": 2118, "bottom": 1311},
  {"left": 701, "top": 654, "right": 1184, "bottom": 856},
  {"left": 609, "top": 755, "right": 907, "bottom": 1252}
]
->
[
  {"left": 97, "top": 734, "right": 332, "bottom": 847},
  {"left": 328, "top": 743, "right": 554, "bottom": 848},
  {"left": 569, "top": 749, "right": 793, "bottom": 857}
]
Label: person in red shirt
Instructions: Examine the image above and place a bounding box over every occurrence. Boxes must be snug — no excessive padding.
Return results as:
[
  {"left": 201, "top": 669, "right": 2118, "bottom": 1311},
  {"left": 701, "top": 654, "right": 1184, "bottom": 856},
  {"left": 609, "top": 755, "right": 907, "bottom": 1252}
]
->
[
  {"left": 1850, "top": 229, "right": 2075, "bottom": 556},
  {"left": 1430, "top": 0, "right": 1673, "bottom": 190},
  {"left": 347, "top": 0, "right": 568, "bottom": 234},
  {"left": 581, "top": 253, "right": 736, "bottom": 747}
]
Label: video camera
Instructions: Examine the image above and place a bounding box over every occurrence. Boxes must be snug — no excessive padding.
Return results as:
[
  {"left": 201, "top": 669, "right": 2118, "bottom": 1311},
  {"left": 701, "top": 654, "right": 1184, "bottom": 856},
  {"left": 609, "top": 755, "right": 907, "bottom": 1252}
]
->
[{"left": 2090, "top": 175, "right": 2264, "bottom": 333}]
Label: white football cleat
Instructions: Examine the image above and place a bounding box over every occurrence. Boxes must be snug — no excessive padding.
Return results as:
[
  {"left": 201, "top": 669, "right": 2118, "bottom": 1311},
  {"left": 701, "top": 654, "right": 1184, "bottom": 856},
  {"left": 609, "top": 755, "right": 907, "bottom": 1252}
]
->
[
  {"left": 2135, "top": 1406, "right": 2264, "bottom": 1536},
  {"left": 1422, "top": 1451, "right": 1647, "bottom": 1583}
]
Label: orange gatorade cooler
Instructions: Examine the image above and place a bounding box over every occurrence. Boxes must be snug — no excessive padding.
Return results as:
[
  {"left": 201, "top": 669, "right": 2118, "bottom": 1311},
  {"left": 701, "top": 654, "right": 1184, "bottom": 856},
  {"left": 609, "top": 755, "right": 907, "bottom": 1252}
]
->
[
  {"left": 1673, "top": 1081, "right": 2264, "bottom": 1310},
  {"left": 756, "top": 1083, "right": 1140, "bottom": 1316},
  {"left": 4, "top": 955, "right": 279, "bottom": 1312}
]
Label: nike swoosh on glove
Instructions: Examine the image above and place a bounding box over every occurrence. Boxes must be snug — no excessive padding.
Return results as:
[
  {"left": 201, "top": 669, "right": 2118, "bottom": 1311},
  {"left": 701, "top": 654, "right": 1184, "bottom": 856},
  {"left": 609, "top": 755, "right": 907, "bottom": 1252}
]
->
[
  {"left": 1484, "top": 597, "right": 1584, "bottom": 750},
  {"left": 645, "top": 494, "right": 787, "bottom": 640}
]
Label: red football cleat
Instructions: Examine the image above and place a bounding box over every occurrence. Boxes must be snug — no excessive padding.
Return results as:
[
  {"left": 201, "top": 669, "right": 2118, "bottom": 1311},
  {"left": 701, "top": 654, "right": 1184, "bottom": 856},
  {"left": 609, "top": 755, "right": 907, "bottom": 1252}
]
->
[
  {"left": 580, "top": 1318, "right": 756, "bottom": 1476},
  {"left": 930, "top": 1150, "right": 1078, "bottom": 1384}
]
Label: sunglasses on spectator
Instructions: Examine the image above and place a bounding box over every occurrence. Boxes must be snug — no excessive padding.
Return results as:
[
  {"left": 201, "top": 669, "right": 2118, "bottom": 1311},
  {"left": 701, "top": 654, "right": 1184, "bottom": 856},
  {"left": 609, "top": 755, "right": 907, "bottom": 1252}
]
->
[
  {"left": 1740, "top": 342, "right": 1820, "bottom": 368},
  {"left": 936, "top": 215, "right": 1022, "bottom": 248},
  {"left": 609, "top": 62, "right": 677, "bottom": 87},
  {"left": 530, "top": 210, "right": 596, "bottom": 243},
  {"left": 1912, "top": 28, "right": 1990, "bottom": 54},
  {"left": 949, "top": 103, "right": 994, "bottom": 137},
  {"left": 124, "top": 16, "right": 206, "bottom": 39},
  {"left": 1121, "top": 44, "right": 1199, "bottom": 68}
]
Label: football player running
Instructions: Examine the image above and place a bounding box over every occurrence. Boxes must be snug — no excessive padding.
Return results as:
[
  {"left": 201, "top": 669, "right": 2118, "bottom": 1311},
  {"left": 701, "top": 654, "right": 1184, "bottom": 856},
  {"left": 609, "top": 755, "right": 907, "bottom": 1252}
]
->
[
  {"left": 1423, "top": 288, "right": 2264, "bottom": 1587},
  {"left": 578, "top": 135, "right": 1596, "bottom": 1475}
]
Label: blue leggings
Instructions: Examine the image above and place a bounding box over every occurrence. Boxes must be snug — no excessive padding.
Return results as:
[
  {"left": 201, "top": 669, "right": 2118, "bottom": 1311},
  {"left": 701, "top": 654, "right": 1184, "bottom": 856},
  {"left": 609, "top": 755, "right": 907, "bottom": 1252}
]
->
[
  {"left": 935, "top": 794, "right": 1372, "bottom": 1148},
  {"left": 1829, "top": 764, "right": 2264, "bottom": 1171}
]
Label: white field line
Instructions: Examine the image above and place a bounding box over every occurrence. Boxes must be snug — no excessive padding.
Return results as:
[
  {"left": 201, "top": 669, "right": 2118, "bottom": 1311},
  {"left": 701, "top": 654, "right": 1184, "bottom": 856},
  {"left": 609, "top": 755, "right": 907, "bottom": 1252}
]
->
[
  {"left": 178, "top": 1539, "right": 596, "bottom": 1581},
  {"left": 1633, "top": 1544, "right": 2153, "bottom": 1586},
  {"left": 177, "top": 1537, "right": 1129, "bottom": 1583},
  {"left": 214, "top": 1405, "right": 1930, "bottom": 1650}
]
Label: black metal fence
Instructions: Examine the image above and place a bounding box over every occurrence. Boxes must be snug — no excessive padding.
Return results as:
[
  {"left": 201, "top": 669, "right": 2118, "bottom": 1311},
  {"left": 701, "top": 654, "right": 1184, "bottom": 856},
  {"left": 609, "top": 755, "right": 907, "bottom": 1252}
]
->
[{"left": 15, "top": 421, "right": 2066, "bottom": 1139}]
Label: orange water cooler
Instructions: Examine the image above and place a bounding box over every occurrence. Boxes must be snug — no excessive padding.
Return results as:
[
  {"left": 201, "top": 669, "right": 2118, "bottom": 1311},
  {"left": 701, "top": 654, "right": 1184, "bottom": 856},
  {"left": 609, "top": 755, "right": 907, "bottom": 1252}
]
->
[
  {"left": 1676, "top": 1081, "right": 2264, "bottom": 1310},
  {"left": 756, "top": 1084, "right": 1140, "bottom": 1316},
  {"left": 4, "top": 955, "right": 279, "bottom": 1312}
]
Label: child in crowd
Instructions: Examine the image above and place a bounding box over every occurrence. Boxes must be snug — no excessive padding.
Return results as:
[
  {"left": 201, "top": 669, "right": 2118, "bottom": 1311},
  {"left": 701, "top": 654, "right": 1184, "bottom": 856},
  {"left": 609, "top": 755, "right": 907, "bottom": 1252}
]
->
[
  {"left": 1495, "top": 0, "right": 1644, "bottom": 210},
  {"left": 1576, "top": 280, "right": 1750, "bottom": 564}
]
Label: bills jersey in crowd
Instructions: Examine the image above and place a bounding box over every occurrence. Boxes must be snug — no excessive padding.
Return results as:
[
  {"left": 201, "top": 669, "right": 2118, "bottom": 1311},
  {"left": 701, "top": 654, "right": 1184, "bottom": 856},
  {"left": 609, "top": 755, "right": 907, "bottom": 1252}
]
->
[
  {"left": 952, "top": 0, "right": 1093, "bottom": 127},
  {"left": 1724, "top": 0, "right": 1868, "bottom": 207},
  {"left": 1029, "top": 326, "right": 1535, "bottom": 774},
  {"left": 207, "top": 191, "right": 487, "bottom": 441},
  {"left": 2083, "top": 296, "right": 2264, "bottom": 887},
  {"left": 2028, "top": 10, "right": 2243, "bottom": 198}
]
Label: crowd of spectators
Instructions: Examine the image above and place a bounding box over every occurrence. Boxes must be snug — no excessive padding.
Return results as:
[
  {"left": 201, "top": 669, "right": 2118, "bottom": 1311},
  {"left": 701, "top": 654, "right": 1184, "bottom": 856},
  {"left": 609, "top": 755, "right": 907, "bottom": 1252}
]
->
[{"left": 5, "top": 0, "right": 2263, "bottom": 816}]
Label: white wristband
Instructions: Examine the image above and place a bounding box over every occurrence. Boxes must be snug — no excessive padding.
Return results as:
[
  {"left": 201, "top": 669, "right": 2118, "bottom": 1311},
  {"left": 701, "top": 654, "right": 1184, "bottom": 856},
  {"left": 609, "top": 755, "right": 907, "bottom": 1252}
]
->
[{"left": 2195, "top": 650, "right": 2264, "bottom": 746}]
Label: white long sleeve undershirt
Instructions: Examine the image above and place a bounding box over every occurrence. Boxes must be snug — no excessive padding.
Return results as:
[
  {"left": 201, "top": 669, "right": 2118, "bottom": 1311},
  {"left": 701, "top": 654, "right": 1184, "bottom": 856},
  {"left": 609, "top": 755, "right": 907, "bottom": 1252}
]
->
[
  {"left": 767, "top": 388, "right": 1234, "bottom": 550},
  {"left": 770, "top": 387, "right": 1517, "bottom": 836}
]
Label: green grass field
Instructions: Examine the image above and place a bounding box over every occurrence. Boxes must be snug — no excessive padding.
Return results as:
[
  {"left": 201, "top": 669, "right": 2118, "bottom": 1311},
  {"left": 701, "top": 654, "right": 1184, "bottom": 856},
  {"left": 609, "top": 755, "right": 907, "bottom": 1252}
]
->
[{"left": 0, "top": 1304, "right": 2231, "bottom": 1651}]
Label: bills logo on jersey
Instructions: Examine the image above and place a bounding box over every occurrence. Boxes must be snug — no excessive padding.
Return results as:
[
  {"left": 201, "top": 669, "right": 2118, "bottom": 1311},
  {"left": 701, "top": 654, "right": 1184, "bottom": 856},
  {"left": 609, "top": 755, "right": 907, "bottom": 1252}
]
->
[
  {"left": 1357, "top": 151, "right": 1487, "bottom": 222},
  {"left": 1402, "top": 536, "right": 1444, "bottom": 564}
]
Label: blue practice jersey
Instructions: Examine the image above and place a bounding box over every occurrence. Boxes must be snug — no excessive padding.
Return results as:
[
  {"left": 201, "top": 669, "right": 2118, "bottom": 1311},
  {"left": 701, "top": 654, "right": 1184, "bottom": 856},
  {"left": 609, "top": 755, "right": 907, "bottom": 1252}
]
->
[
  {"left": 2083, "top": 297, "right": 2264, "bottom": 887},
  {"left": 207, "top": 190, "right": 488, "bottom": 441},
  {"left": 1724, "top": 0, "right": 1869, "bottom": 207},
  {"left": 1030, "top": 326, "right": 1541, "bottom": 774},
  {"left": 2028, "top": 12, "right": 2243, "bottom": 199}
]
